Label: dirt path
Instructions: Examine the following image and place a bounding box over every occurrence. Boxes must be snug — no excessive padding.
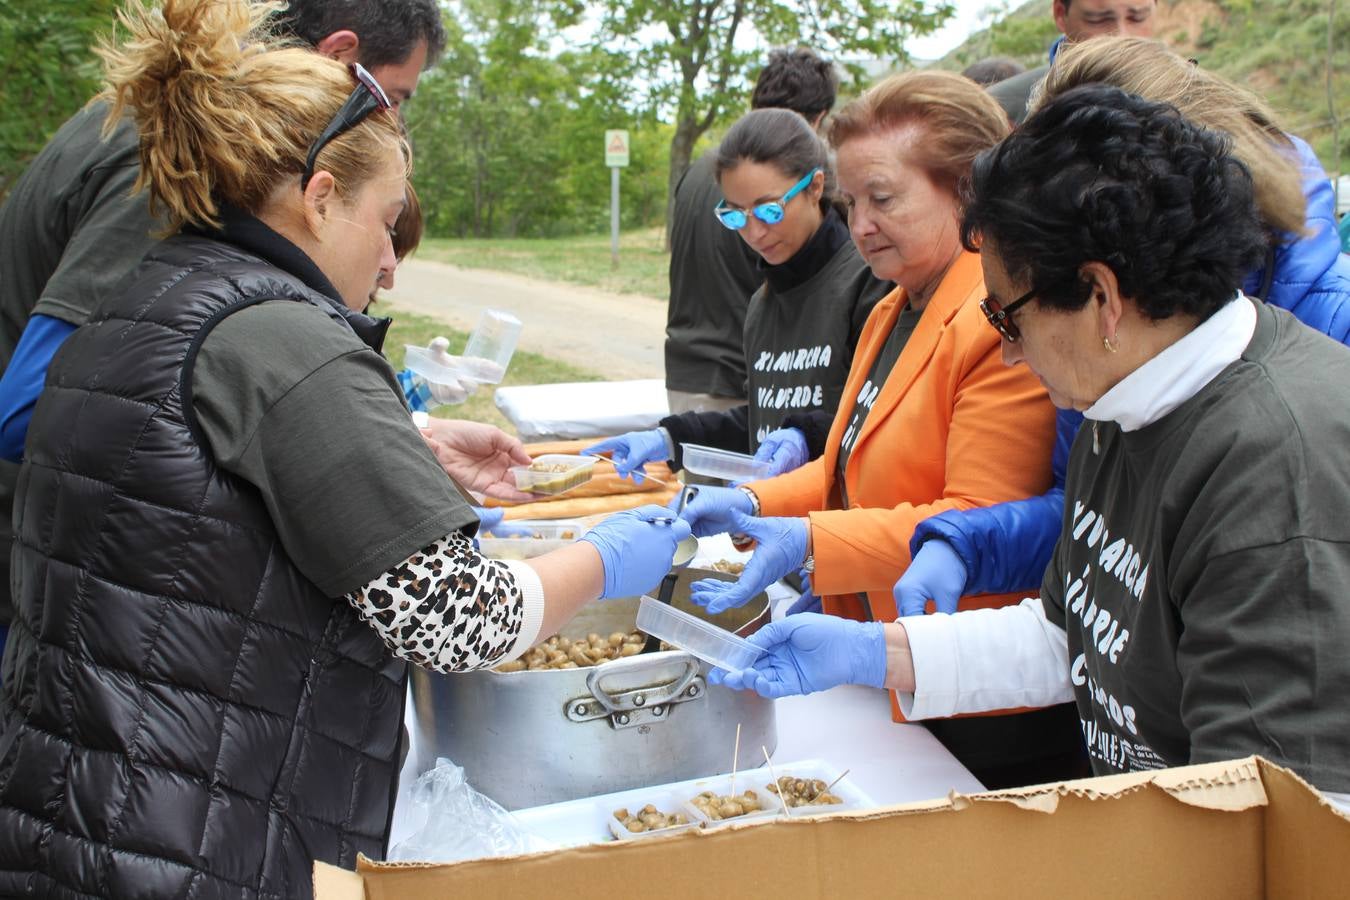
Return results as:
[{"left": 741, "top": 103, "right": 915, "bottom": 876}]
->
[{"left": 381, "top": 258, "right": 667, "bottom": 380}]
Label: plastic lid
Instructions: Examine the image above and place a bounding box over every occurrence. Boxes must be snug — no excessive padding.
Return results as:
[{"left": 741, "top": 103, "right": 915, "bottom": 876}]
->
[
  {"left": 635, "top": 595, "right": 761, "bottom": 671},
  {"left": 680, "top": 443, "right": 773, "bottom": 482}
]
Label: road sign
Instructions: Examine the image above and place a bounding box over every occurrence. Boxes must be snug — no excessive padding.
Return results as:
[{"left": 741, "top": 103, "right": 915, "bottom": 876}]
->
[{"left": 605, "top": 130, "right": 630, "bottom": 168}]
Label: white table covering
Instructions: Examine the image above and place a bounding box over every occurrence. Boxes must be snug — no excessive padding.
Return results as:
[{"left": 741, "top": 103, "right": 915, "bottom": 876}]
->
[{"left": 493, "top": 379, "right": 669, "bottom": 440}]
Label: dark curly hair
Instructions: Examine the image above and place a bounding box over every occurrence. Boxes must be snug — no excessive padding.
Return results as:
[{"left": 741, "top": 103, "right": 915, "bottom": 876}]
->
[
  {"left": 961, "top": 84, "right": 1268, "bottom": 321},
  {"left": 276, "top": 0, "right": 447, "bottom": 68},
  {"left": 751, "top": 48, "right": 838, "bottom": 121}
]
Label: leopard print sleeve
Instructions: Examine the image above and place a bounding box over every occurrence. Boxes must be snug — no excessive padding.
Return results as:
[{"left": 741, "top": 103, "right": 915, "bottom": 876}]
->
[{"left": 345, "top": 530, "right": 546, "bottom": 672}]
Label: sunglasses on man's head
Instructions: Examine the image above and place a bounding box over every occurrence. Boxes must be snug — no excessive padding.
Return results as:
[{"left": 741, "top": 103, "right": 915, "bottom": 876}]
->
[
  {"left": 979, "top": 287, "right": 1037, "bottom": 342},
  {"left": 302, "top": 63, "right": 393, "bottom": 190},
  {"left": 713, "top": 167, "right": 821, "bottom": 231}
]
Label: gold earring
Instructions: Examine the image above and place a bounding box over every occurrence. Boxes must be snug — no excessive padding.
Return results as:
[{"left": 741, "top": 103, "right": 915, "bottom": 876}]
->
[{"left": 1102, "top": 335, "right": 1119, "bottom": 353}]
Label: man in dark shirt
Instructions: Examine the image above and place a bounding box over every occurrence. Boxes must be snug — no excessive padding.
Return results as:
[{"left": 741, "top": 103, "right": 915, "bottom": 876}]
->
[
  {"left": 987, "top": 0, "right": 1157, "bottom": 124},
  {"left": 665, "top": 47, "right": 838, "bottom": 415},
  {"left": 0, "top": 0, "right": 447, "bottom": 673}
]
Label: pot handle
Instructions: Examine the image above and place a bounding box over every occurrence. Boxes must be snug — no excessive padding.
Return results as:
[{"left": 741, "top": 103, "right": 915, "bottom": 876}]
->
[{"left": 583, "top": 652, "right": 701, "bottom": 715}]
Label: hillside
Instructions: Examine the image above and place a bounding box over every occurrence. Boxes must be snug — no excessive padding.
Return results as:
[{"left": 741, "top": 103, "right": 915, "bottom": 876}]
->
[{"left": 937, "top": 0, "right": 1347, "bottom": 176}]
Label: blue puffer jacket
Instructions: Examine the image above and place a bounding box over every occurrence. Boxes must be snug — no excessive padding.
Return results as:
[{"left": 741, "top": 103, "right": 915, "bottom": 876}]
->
[{"left": 912, "top": 135, "right": 1350, "bottom": 595}]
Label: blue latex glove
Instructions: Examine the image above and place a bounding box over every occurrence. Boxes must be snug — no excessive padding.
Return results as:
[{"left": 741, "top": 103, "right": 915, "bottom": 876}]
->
[
  {"left": 583, "top": 430, "right": 669, "bottom": 483},
  {"left": 473, "top": 506, "right": 543, "bottom": 539},
  {"left": 689, "top": 511, "right": 807, "bottom": 614},
  {"left": 893, "top": 539, "right": 969, "bottom": 616},
  {"left": 473, "top": 506, "right": 505, "bottom": 533},
  {"left": 752, "top": 427, "right": 809, "bottom": 477},
  {"left": 581, "top": 504, "right": 692, "bottom": 600},
  {"left": 708, "top": 613, "right": 887, "bottom": 698},
  {"left": 670, "top": 485, "right": 753, "bottom": 538},
  {"left": 784, "top": 578, "right": 821, "bottom": 616}
]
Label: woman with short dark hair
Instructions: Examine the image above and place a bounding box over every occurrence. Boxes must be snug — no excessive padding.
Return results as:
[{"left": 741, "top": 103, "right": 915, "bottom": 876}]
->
[
  {"left": 895, "top": 36, "right": 1350, "bottom": 623},
  {"left": 718, "top": 84, "right": 1350, "bottom": 807}
]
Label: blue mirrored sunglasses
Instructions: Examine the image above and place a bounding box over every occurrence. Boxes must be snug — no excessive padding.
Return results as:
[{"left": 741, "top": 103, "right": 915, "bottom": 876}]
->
[{"left": 713, "top": 167, "right": 821, "bottom": 230}]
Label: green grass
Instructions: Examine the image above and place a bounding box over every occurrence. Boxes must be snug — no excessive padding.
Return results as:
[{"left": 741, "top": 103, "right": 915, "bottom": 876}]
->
[
  {"left": 377, "top": 307, "right": 604, "bottom": 434},
  {"left": 417, "top": 227, "right": 672, "bottom": 300}
]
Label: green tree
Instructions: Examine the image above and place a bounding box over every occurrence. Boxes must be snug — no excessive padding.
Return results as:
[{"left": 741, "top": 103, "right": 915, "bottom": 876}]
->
[
  {"left": 590, "top": 0, "right": 957, "bottom": 238},
  {"left": 0, "top": 0, "right": 120, "bottom": 196},
  {"left": 406, "top": 0, "right": 669, "bottom": 238}
]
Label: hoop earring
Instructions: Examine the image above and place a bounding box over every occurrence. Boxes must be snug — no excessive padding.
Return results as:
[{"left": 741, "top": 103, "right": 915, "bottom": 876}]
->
[{"left": 1102, "top": 335, "right": 1119, "bottom": 353}]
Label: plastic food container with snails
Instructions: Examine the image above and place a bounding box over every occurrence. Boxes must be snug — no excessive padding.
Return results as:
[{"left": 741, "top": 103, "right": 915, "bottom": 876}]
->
[
  {"left": 493, "top": 630, "right": 646, "bottom": 673},
  {"left": 510, "top": 455, "right": 595, "bottom": 496},
  {"left": 683, "top": 779, "right": 776, "bottom": 826},
  {"left": 606, "top": 790, "right": 697, "bottom": 841},
  {"left": 765, "top": 776, "right": 844, "bottom": 809},
  {"left": 477, "top": 519, "right": 584, "bottom": 561}
]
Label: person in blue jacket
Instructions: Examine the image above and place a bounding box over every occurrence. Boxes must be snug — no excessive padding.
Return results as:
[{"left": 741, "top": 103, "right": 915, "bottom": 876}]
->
[{"left": 897, "top": 38, "right": 1350, "bottom": 616}]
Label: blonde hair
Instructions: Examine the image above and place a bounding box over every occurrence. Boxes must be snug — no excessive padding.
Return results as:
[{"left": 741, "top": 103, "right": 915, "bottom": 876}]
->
[
  {"left": 97, "top": 0, "right": 407, "bottom": 232},
  {"left": 828, "top": 70, "right": 1011, "bottom": 197},
  {"left": 1035, "top": 37, "right": 1304, "bottom": 236}
]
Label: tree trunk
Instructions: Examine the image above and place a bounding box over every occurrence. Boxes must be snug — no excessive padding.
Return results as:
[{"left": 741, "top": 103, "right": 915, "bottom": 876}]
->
[{"left": 665, "top": 114, "right": 703, "bottom": 250}]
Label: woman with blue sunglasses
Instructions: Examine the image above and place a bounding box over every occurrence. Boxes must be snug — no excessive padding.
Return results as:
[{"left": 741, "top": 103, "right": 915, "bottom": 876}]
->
[{"left": 587, "top": 108, "right": 891, "bottom": 482}]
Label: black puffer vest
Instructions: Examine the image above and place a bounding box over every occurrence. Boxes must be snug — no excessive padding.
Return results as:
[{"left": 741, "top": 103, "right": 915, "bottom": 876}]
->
[{"left": 0, "top": 228, "right": 405, "bottom": 899}]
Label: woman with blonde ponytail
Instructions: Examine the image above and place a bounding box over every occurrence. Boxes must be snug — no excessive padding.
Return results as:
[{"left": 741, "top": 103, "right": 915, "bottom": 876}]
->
[{"left": 0, "top": 1, "right": 686, "bottom": 895}]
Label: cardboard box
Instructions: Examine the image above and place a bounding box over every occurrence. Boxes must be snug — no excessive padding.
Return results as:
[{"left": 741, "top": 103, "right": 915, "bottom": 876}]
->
[{"left": 314, "top": 757, "right": 1350, "bottom": 899}]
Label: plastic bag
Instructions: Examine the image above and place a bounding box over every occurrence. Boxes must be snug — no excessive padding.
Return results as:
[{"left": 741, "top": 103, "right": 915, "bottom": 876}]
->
[{"left": 389, "top": 758, "right": 551, "bottom": 863}]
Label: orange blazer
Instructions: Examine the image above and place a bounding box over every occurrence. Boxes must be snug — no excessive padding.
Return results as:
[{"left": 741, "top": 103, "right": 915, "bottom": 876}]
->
[{"left": 750, "top": 250, "right": 1056, "bottom": 624}]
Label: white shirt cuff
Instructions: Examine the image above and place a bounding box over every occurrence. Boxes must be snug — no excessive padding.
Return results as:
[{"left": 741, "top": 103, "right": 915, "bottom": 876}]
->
[
  {"left": 499, "top": 560, "right": 546, "bottom": 661},
  {"left": 897, "top": 598, "right": 1074, "bottom": 720}
]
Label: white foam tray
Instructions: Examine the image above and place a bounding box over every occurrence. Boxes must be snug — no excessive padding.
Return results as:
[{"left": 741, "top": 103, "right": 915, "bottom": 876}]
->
[{"left": 510, "top": 758, "right": 874, "bottom": 850}]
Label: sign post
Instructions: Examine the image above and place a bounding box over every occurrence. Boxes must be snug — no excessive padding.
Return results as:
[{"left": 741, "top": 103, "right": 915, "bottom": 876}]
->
[{"left": 605, "top": 130, "right": 630, "bottom": 270}]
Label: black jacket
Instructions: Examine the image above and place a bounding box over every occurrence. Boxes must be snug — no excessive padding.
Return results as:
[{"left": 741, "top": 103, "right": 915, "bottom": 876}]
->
[{"left": 0, "top": 220, "right": 404, "bottom": 899}]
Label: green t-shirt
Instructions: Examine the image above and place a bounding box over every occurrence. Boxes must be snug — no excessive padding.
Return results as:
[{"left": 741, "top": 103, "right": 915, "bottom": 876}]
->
[
  {"left": 1042, "top": 302, "right": 1350, "bottom": 792},
  {"left": 192, "top": 300, "right": 478, "bottom": 597}
]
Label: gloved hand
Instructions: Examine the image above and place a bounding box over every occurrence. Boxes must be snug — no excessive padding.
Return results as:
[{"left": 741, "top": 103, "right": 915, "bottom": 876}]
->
[
  {"left": 671, "top": 485, "right": 753, "bottom": 538},
  {"left": 473, "top": 507, "right": 542, "bottom": 539},
  {"left": 423, "top": 336, "right": 479, "bottom": 405},
  {"left": 473, "top": 506, "right": 505, "bottom": 533},
  {"left": 581, "top": 504, "right": 692, "bottom": 600},
  {"left": 752, "top": 427, "right": 809, "bottom": 477},
  {"left": 708, "top": 613, "right": 887, "bottom": 698},
  {"left": 784, "top": 578, "right": 821, "bottom": 616},
  {"left": 689, "top": 512, "right": 807, "bottom": 614},
  {"left": 893, "top": 539, "right": 969, "bottom": 616},
  {"left": 583, "top": 430, "right": 669, "bottom": 483}
]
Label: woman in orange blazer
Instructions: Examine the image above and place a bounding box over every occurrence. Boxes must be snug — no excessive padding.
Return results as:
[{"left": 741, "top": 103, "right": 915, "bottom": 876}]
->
[{"left": 677, "top": 71, "right": 1085, "bottom": 787}]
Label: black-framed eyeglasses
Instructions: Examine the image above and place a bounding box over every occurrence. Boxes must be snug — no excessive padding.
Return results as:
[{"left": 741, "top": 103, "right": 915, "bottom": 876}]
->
[
  {"left": 301, "top": 63, "right": 393, "bottom": 190},
  {"left": 980, "top": 287, "right": 1037, "bottom": 342}
]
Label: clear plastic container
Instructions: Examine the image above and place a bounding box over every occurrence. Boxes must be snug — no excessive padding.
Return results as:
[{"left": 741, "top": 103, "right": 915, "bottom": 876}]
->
[
  {"left": 460, "top": 308, "right": 521, "bottom": 384},
  {"left": 681, "top": 778, "right": 777, "bottom": 827},
  {"left": 635, "top": 595, "right": 761, "bottom": 671},
  {"left": 510, "top": 455, "right": 595, "bottom": 496},
  {"left": 403, "top": 342, "right": 477, "bottom": 402},
  {"left": 477, "top": 519, "right": 585, "bottom": 561},
  {"left": 605, "top": 790, "right": 698, "bottom": 841},
  {"left": 680, "top": 443, "right": 773, "bottom": 483}
]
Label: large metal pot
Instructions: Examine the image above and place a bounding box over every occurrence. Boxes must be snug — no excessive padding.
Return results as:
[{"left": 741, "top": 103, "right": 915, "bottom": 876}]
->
[{"left": 409, "top": 569, "right": 776, "bottom": 810}]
